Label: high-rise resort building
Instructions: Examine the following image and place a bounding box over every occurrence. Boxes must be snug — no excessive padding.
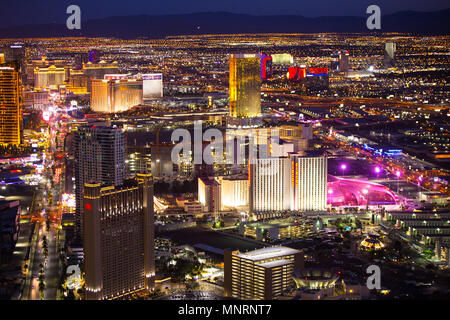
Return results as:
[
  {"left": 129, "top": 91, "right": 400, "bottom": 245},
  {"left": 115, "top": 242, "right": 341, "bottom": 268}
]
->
[
  {"left": 383, "top": 42, "right": 396, "bottom": 68},
  {"left": 33, "top": 64, "right": 67, "bottom": 90},
  {"left": 142, "top": 73, "right": 163, "bottom": 99},
  {"left": 0, "top": 61, "right": 22, "bottom": 146},
  {"left": 224, "top": 246, "right": 303, "bottom": 300},
  {"left": 249, "top": 157, "right": 292, "bottom": 215},
  {"left": 330, "top": 50, "right": 350, "bottom": 73},
  {"left": 216, "top": 176, "right": 249, "bottom": 210},
  {"left": 290, "top": 155, "right": 328, "bottom": 212},
  {"left": 83, "top": 173, "right": 155, "bottom": 300},
  {"left": 74, "top": 125, "right": 126, "bottom": 242},
  {"left": 82, "top": 61, "right": 119, "bottom": 80},
  {"left": 91, "top": 78, "right": 143, "bottom": 113},
  {"left": 250, "top": 155, "right": 328, "bottom": 216},
  {"left": 198, "top": 177, "right": 221, "bottom": 214},
  {"left": 82, "top": 61, "right": 119, "bottom": 91},
  {"left": 229, "top": 54, "right": 261, "bottom": 118}
]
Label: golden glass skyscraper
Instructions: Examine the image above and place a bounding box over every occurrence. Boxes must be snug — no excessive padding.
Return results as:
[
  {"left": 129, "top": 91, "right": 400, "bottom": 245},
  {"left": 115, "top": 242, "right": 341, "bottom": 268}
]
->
[
  {"left": 229, "top": 54, "right": 261, "bottom": 118},
  {"left": 0, "top": 62, "right": 21, "bottom": 146}
]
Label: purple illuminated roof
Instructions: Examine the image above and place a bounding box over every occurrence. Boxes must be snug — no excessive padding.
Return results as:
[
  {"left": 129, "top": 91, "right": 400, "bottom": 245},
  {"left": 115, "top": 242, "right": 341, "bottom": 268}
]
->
[{"left": 327, "top": 175, "right": 397, "bottom": 207}]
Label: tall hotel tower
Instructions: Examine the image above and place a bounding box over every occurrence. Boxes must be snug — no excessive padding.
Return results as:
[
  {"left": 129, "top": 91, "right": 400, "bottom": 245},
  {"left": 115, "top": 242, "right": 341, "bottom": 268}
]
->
[
  {"left": 249, "top": 157, "right": 291, "bottom": 214},
  {"left": 229, "top": 54, "right": 261, "bottom": 118},
  {"left": 91, "top": 78, "right": 143, "bottom": 113},
  {"left": 74, "top": 125, "right": 126, "bottom": 241},
  {"left": 250, "top": 155, "right": 327, "bottom": 215},
  {"left": 0, "top": 61, "right": 22, "bottom": 146},
  {"left": 290, "top": 155, "right": 327, "bottom": 211},
  {"left": 383, "top": 42, "right": 396, "bottom": 68},
  {"left": 83, "top": 173, "right": 155, "bottom": 300}
]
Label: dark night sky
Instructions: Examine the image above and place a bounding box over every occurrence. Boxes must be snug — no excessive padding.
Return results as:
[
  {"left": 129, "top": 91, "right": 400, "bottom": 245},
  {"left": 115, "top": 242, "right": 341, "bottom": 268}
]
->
[{"left": 1, "top": 0, "right": 449, "bottom": 28}]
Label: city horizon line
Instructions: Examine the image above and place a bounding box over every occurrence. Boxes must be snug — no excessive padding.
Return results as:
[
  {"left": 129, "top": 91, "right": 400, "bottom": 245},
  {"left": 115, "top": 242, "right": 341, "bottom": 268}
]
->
[{"left": 0, "top": 8, "right": 449, "bottom": 39}]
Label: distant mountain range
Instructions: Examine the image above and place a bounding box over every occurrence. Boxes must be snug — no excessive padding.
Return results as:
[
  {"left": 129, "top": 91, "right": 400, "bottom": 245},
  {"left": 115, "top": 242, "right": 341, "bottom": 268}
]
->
[{"left": 0, "top": 10, "right": 449, "bottom": 38}]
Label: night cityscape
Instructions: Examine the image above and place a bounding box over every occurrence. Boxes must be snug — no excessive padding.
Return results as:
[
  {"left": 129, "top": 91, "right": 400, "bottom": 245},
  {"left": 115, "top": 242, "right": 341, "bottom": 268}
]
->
[{"left": 0, "top": 0, "right": 450, "bottom": 313}]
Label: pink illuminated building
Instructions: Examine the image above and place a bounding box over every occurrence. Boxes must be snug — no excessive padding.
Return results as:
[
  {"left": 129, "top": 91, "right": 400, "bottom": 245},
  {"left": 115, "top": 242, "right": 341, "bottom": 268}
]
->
[{"left": 327, "top": 175, "right": 398, "bottom": 207}]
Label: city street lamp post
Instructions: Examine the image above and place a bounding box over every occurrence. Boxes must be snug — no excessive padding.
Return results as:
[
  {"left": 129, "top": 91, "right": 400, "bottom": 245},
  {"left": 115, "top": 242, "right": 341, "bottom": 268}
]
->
[
  {"left": 418, "top": 175, "right": 423, "bottom": 200},
  {"left": 396, "top": 170, "right": 401, "bottom": 195},
  {"left": 374, "top": 166, "right": 381, "bottom": 180},
  {"left": 340, "top": 163, "right": 347, "bottom": 177}
]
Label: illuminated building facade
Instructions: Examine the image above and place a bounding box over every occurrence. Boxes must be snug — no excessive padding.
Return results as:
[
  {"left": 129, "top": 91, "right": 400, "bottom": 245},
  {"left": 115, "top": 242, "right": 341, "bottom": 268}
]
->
[
  {"left": 67, "top": 71, "right": 89, "bottom": 94},
  {"left": 74, "top": 126, "right": 126, "bottom": 241},
  {"left": 126, "top": 146, "right": 152, "bottom": 178},
  {"left": 291, "top": 155, "right": 328, "bottom": 211},
  {"left": 33, "top": 65, "right": 67, "bottom": 89},
  {"left": 150, "top": 144, "right": 181, "bottom": 180},
  {"left": 227, "top": 124, "right": 311, "bottom": 155},
  {"left": 0, "top": 62, "right": 22, "bottom": 146},
  {"left": 229, "top": 54, "right": 261, "bottom": 118},
  {"left": 250, "top": 155, "right": 327, "bottom": 214},
  {"left": 271, "top": 53, "right": 294, "bottom": 65},
  {"left": 327, "top": 175, "right": 397, "bottom": 207},
  {"left": 82, "top": 61, "right": 119, "bottom": 80},
  {"left": 25, "top": 57, "right": 67, "bottom": 85},
  {"left": 287, "top": 66, "right": 307, "bottom": 80},
  {"left": 250, "top": 157, "right": 291, "bottom": 213},
  {"left": 305, "top": 67, "right": 329, "bottom": 90},
  {"left": 224, "top": 246, "right": 303, "bottom": 300},
  {"left": 330, "top": 50, "right": 349, "bottom": 73},
  {"left": 240, "top": 218, "right": 313, "bottom": 241},
  {"left": 23, "top": 91, "right": 50, "bottom": 110},
  {"left": 142, "top": 73, "right": 163, "bottom": 99},
  {"left": 82, "top": 61, "right": 119, "bottom": 91},
  {"left": 198, "top": 177, "right": 221, "bottom": 213},
  {"left": 383, "top": 42, "right": 396, "bottom": 68},
  {"left": 260, "top": 54, "right": 272, "bottom": 80},
  {"left": 83, "top": 173, "right": 155, "bottom": 300},
  {"left": 91, "top": 78, "right": 143, "bottom": 113},
  {"left": 216, "top": 177, "right": 249, "bottom": 210},
  {"left": 279, "top": 124, "right": 312, "bottom": 151},
  {"left": 1, "top": 45, "right": 25, "bottom": 81}
]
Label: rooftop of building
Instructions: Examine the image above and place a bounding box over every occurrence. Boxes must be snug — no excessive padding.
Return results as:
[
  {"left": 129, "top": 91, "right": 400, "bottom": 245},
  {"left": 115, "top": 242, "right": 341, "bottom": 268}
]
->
[
  {"left": 199, "top": 177, "right": 220, "bottom": 185},
  {"left": 219, "top": 175, "right": 247, "bottom": 181},
  {"left": 0, "top": 206, "right": 20, "bottom": 225},
  {"left": 244, "top": 218, "right": 309, "bottom": 230},
  {"left": 257, "top": 259, "right": 293, "bottom": 269},
  {"left": 236, "top": 246, "right": 301, "bottom": 262}
]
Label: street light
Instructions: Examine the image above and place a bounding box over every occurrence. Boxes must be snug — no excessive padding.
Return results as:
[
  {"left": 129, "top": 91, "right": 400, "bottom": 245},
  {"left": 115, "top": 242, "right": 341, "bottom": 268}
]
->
[
  {"left": 395, "top": 170, "right": 401, "bottom": 195},
  {"left": 418, "top": 175, "right": 423, "bottom": 199},
  {"left": 374, "top": 166, "right": 381, "bottom": 179},
  {"left": 340, "top": 163, "right": 347, "bottom": 177}
]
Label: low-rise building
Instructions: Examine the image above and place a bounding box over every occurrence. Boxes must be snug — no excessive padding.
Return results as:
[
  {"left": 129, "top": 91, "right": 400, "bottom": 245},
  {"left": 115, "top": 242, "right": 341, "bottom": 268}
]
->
[{"left": 224, "top": 246, "right": 303, "bottom": 300}]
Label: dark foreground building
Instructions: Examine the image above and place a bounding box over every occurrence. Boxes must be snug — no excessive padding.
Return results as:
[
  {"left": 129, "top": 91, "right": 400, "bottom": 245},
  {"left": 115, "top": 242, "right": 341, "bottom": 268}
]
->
[{"left": 83, "top": 173, "right": 155, "bottom": 300}]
